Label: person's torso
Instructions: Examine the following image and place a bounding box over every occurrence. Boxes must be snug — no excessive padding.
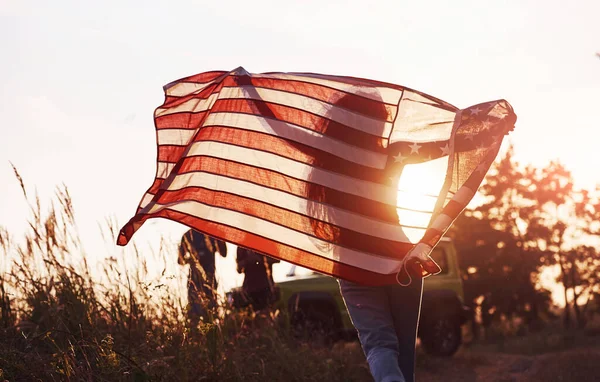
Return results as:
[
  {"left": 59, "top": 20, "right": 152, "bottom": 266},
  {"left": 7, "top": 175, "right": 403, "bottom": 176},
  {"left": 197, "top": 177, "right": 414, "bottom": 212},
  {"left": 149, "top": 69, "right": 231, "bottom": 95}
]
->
[
  {"left": 240, "top": 250, "right": 273, "bottom": 293},
  {"left": 188, "top": 232, "right": 217, "bottom": 280}
]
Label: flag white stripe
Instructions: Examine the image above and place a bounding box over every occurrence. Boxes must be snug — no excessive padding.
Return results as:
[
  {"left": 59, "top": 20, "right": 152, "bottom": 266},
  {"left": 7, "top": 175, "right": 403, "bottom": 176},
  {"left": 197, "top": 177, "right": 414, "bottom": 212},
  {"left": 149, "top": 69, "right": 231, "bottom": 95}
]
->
[
  {"left": 181, "top": 141, "right": 398, "bottom": 206},
  {"left": 161, "top": 171, "right": 427, "bottom": 240},
  {"left": 157, "top": 162, "right": 176, "bottom": 179},
  {"left": 165, "top": 81, "right": 218, "bottom": 97},
  {"left": 157, "top": 129, "right": 197, "bottom": 146},
  {"left": 203, "top": 112, "right": 388, "bottom": 168},
  {"left": 230, "top": 86, "right": 394, "bottom": 137},
  {"left": 152, "top": 161, "right": 436, "bottom": 216},
  {"left": 155, "top": 92, "right": 219, "bottom": 117},
  {"left": 254, "top": 73, "right": 403, "bottom": 105},
  {"left": 164, "top": 73, "right": 403, "bottom": 106},
  {"left": 156, "top": 86, "right": 394, "bottom": 138},
  {"left": 147, "top": 200, "right": 404, "bottom": 274},
  {"left": 430, "top": 213, "right": 453, "bottom": 232},
  {"left": 140, "top": 192, "right": 154, "bottom": 210},
  {"left": 453, "top": 186, "right": 476, "bottom": 205},
  {"left": 389, "top": 91, "right": 457, "bottom": 144}
]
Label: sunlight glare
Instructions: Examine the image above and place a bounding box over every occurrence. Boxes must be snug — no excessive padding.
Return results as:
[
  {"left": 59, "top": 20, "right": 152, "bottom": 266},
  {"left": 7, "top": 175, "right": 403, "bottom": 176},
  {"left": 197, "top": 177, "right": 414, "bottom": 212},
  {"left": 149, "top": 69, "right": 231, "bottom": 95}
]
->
[{"left": 396, "top": 157, "right": 449, "bottom": 243}]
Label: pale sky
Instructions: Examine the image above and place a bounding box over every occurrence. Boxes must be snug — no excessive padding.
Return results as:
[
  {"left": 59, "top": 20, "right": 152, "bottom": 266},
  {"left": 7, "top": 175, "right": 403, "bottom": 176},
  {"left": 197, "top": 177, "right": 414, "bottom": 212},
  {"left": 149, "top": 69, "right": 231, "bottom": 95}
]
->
[{"left": 1, "top": 0, "right": 599, "bottom": 293}]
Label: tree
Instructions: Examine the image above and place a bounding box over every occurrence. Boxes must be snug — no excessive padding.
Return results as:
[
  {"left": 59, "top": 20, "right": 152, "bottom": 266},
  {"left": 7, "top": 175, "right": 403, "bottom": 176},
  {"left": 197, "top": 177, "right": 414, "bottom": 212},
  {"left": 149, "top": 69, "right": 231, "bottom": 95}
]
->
[
  {"left": 453, "top": 146, "right": 600, "bottom": 330},
  {"left": 449, "top": 146, "right": 552, "bottom": 333},
  {"left": 523, "top": 162, "right": 599, "bottom": 328}
]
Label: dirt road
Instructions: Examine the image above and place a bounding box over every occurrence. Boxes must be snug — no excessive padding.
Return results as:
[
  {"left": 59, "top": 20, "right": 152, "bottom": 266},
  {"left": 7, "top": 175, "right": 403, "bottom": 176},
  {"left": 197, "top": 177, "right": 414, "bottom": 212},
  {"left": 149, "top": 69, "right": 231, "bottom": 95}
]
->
[{"left": 416, "top": 347, "right": 600, "bottom": 382}]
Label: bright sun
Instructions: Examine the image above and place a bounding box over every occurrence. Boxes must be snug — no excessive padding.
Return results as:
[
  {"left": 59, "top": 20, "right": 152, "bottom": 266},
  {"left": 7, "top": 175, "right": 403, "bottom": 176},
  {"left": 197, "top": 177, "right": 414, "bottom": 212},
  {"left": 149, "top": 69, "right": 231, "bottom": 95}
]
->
[{"left": 396, "top": 157, "right": 449, "bottom": 243}]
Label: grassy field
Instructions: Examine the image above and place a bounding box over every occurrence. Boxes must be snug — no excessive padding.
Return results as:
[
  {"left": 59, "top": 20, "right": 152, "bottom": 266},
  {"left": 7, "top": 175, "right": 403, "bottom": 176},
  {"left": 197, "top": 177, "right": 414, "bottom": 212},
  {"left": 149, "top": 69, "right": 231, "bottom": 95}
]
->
[
  {"left": 1, "top": 184, "right": 599, "bottom": 382},
  {"left": 0, "top": 184, "right": 373, "bottom": 381}
]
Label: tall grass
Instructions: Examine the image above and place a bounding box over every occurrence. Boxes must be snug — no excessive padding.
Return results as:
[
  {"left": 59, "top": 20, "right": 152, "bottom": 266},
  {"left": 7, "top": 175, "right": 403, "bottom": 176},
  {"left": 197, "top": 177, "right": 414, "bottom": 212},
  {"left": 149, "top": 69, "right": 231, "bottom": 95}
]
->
[
  {"left": 0, "top": 175, "right": 370, "bottom": 381},
  {"left": 5, "top": 175, "right": 598, "bottom": 381}
]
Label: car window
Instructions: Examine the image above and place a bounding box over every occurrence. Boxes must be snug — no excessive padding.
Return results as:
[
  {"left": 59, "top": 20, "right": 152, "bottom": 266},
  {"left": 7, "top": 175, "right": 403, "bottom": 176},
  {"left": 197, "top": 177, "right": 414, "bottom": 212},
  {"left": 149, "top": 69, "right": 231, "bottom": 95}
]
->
[{"left": 430, "top": 247, "right": 449, "bottom": 275}]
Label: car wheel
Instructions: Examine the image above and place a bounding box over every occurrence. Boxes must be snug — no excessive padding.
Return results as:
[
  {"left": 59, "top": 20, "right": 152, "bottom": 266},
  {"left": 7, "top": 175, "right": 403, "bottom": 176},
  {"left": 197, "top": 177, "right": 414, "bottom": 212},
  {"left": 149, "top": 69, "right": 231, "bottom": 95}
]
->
[{"left": 421, "top": 317, "right": 462, "bottom": 357}]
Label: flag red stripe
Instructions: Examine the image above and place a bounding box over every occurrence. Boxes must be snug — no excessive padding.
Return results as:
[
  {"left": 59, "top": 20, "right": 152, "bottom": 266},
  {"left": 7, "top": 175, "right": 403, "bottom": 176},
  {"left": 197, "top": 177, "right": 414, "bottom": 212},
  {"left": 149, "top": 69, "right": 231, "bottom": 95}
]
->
[
  {"left": 155, "top": 129, "right": 388, "bottom": 184},
  {"left": 226, "top": 76, "right": 398, "bottom": 119},
  {"left": 158, "top": 93, "right": 391, "bottom": 145},
  {"left": 147, "top": 178, "right": 163, "bottom": 194},
  {"left": 161, "top": 77, "right": 395, "bottom": 128},
  {"left": 167, "top": 73, "right": 400, "bottom": 107},
  {"left": 170, "top": 70, "right": 227, "bottom": 86},
  {"left": 172, "top": 156, "right": 400, "bottom": 222},
  {"left": 149, "top": 156, "right": 401, "bottom": 223},
  {"left": 118, "top": 208, "right": 398, "bottom": 286},
  {"left": 207, "top": 99, "right": 388, "bottom": 152},
  {"left": 277, "top": 72, "right": 457, "bottom": 111},
  {"left": 420, "top": 228, "right": 444, "bottom": 247},
  {"left": 170, "top": 126, "right": 388, "bottom": 182},
  {"left": 274, "top": 72, "right": 407, "bottom": 91},
  {"left": 155, "top": 111, "right": 209, "bottom": 129},
  {"left": 162, "top": 81, "right": 224, "bottom": 109},
  {"left": 157, "top": 145, "right": 186, "bottom": 163},
  {"left": 156, "top": 98, "right": 390, "bottom": 152},
  {"left": 153, "top": 186, "right": 415, "bottom": 256},
  {"left": 440, "top": 200, "right": 465, "bottom": 219}
]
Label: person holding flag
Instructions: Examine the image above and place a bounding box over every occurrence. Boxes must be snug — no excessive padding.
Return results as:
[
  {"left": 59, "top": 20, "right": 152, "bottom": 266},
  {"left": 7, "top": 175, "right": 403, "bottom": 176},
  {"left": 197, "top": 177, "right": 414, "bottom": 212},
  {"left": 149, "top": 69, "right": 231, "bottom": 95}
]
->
[{"left": 118, "top": 67, "right": 516, "bottom": 382}]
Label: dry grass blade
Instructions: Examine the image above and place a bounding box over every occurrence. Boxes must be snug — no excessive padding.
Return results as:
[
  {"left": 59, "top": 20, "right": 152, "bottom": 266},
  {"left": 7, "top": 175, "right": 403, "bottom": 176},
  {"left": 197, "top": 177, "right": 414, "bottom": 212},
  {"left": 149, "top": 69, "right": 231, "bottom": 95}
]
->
[{"left": 9, "top": 161, "right": 27, "bottom": 198}]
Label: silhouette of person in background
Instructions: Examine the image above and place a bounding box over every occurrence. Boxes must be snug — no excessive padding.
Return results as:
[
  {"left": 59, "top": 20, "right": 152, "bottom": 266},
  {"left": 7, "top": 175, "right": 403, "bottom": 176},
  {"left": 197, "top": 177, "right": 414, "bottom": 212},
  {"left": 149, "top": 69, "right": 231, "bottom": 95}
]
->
[
  {"left": 178, "top": 229, "right": 228, "bottom": 324},
  {"left": 236, "top": 247, "right": 279, "bottom": 311}
]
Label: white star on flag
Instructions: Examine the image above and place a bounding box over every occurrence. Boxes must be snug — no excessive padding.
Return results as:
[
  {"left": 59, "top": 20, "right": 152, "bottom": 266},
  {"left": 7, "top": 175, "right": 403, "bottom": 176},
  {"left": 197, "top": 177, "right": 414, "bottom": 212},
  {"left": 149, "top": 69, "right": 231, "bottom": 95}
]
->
[
  {"left": 476, "top": 161, "right": 489, "bottom": 174},
  {"left": 470, "top": 107, "right": 482, "bottom": 115},
  {"left": 482, "top": 118, "right": 493, "bottom": 131},
  {"left": 408, "top": 142, "right": 422, "bottom": 154},
  {"left": 393, "top": 152, "right": 406, "bottom": 163},
  {"left": 440, "top": 143, "right": 451, "bottom": 156}
]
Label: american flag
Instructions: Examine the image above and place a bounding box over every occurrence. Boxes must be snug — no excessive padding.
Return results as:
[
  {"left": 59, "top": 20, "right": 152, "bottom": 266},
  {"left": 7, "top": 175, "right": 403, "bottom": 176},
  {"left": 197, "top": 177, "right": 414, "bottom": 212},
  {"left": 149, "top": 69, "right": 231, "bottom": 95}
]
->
[{"left": 117, "top": 67, "right": 516, "bottom": 285}]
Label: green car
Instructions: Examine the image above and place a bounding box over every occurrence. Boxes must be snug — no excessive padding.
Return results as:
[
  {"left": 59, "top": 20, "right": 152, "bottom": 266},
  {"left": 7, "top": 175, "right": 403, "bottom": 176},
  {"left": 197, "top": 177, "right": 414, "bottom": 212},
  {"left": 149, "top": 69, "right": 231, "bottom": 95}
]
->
[{"left": 228, "top": 238, "right": 471, "bottom": 357}]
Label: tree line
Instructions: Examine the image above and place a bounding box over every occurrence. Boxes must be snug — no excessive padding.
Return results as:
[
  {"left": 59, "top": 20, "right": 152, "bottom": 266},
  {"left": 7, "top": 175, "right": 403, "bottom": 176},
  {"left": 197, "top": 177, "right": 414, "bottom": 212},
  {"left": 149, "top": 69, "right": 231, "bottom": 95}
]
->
[{"left": 448, "top": 147, "right": 600, "bottom": 332}]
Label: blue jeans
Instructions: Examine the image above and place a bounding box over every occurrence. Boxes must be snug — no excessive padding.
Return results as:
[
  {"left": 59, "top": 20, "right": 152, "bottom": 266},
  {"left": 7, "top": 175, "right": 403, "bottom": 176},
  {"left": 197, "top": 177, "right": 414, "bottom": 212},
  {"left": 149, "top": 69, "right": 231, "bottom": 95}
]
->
[{"left": 339, "top": 278, "right": 423, "bottom": 382}]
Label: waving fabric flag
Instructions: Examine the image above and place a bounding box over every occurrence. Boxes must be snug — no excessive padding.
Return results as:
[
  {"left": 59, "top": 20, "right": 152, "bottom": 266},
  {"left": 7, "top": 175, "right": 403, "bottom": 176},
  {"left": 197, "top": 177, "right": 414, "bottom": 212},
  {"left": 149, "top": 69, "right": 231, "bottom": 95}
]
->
[{"left": 117, "top": 67, "right": 516, "bottom": 285}]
